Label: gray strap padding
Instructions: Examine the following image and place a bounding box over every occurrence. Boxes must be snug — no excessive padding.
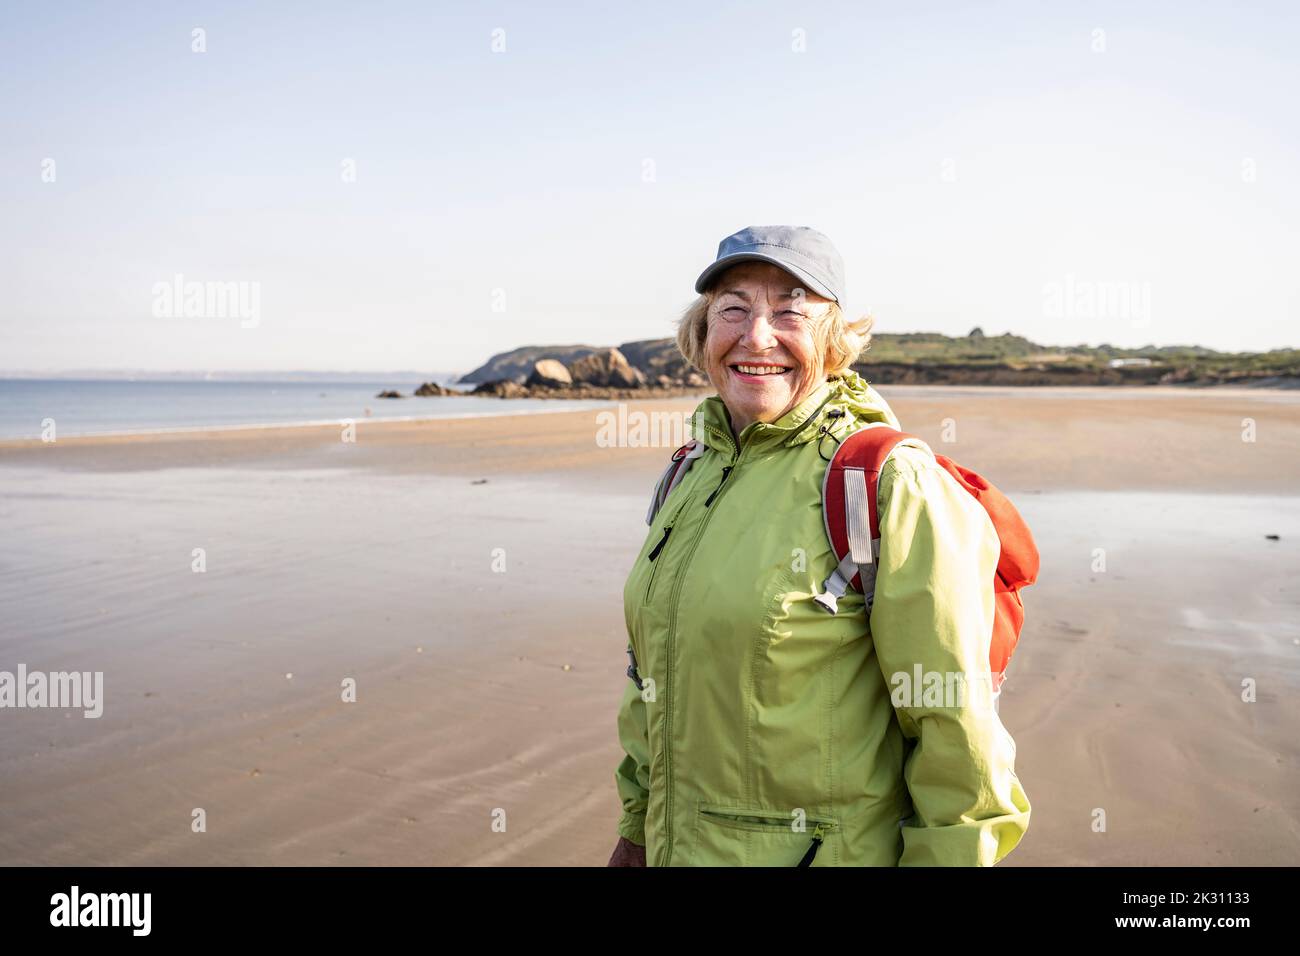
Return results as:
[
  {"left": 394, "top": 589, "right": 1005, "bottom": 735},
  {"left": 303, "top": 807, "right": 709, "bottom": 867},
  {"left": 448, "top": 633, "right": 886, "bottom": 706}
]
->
[
  {"left": 645, "top": 441, "right": 707, "bottom": 526},
  {"left": 645, "top": 460, "right": 676, "bottom": 525},
  {"left": 843, "top": 467, "right": 872, "bottom": 567}
]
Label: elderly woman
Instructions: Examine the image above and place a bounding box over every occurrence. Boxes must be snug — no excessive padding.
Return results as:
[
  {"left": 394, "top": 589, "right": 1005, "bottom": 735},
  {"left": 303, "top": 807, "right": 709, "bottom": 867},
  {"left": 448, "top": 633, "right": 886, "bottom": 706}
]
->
[{"left": 607, "top": 225, "right": 1030, "bottom": 867}]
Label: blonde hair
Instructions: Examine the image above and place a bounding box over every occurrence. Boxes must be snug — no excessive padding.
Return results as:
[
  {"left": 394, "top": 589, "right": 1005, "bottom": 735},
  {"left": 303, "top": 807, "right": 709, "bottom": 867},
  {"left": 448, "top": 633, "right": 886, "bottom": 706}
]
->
[{"left": 674, "top": 289, "right": 874, "bottom": 379}]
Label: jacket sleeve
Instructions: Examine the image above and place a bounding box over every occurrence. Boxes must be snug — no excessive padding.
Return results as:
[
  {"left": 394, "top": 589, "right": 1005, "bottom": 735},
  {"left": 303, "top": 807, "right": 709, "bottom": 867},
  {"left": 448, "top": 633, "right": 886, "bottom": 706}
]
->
[
  {"left": 867, "top": 446, "right": 1031, "bottom": 866},
  {"left": 613, "top": 675, "right": 651, "bottom": 845}
]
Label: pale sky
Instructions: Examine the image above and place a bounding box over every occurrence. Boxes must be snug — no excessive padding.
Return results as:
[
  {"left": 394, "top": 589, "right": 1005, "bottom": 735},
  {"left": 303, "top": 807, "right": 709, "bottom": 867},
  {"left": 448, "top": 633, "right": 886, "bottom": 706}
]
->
[{"left": 2, "top": 0, "right": 1297, "bottom": 373}]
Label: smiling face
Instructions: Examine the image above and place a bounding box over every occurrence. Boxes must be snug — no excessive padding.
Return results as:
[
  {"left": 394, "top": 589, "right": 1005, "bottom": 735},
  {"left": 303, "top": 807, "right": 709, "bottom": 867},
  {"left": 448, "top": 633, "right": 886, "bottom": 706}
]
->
[{"left": 703, "top": 260, "right": 833, "bottom": 437}]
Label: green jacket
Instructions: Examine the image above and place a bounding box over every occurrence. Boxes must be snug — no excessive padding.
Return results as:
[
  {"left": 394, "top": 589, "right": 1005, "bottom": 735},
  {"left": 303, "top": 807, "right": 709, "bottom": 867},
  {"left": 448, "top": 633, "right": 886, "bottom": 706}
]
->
[{"left": 615, "top": 370, "right": 1030, "bottom": 866}]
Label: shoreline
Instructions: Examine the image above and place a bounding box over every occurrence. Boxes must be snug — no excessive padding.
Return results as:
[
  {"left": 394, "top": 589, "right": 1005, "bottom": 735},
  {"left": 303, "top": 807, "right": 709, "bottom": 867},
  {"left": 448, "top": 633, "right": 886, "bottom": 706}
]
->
[{"left": 0, "top": 401, "right": 631, "bottom": 444}]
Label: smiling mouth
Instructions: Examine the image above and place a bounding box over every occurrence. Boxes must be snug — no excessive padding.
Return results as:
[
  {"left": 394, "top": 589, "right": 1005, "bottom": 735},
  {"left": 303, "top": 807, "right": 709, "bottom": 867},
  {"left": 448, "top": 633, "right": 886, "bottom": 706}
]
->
[{"left": 729, "top": 363, "right": 793, "bottom": 379}]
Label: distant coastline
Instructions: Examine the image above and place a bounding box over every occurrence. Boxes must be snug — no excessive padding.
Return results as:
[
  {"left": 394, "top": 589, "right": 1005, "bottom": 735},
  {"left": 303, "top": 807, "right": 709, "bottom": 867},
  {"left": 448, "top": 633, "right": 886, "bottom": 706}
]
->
[{"left": 420, "top": 329, "right": 1300, "bottom": 399}]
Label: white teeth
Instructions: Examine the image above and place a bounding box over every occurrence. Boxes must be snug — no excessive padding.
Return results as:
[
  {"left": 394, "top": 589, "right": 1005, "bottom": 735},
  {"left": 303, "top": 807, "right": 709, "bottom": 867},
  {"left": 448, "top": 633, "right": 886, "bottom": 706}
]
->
[{"left": 735, "top": 365, "right": 789, "bottom": 376}]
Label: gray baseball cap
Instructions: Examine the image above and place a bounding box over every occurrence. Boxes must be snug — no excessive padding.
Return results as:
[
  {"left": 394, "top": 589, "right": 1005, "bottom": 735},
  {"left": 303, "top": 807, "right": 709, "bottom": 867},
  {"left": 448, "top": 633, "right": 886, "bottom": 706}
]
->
[{"left": 693, "top": 224, "right": 845, "bottom": 304}]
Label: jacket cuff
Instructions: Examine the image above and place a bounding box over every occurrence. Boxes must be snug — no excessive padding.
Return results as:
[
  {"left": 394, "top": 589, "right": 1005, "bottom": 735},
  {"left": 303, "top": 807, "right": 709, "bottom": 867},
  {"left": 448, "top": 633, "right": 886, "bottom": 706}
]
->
[
  {"left": 897, "top": 805, "right": 1031, "bottom": 866},
  {"left": 617, "top": 810, "right": 646, "bottom": 846}
]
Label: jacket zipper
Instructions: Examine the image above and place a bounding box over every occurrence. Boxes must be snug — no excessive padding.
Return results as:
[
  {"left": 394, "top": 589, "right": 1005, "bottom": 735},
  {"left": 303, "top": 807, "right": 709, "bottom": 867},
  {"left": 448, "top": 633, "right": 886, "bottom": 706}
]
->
[
  {"left": 648, "top": 526, "right": 672, "bottom": 561},
  {"left": 797, "top": 822, "right": 831, "bottom": 867},
  {"left": 642, "top": 526, "right": 671, "bottom": 604},
  {"left": 704, "top": 465, "right": 733, "bottom": 506},
  {"left": 643, "top": 488, "right": 695, "bottom": 605},
  {"left": 661, "top": 425, "right": 744, "bottom": 865}
]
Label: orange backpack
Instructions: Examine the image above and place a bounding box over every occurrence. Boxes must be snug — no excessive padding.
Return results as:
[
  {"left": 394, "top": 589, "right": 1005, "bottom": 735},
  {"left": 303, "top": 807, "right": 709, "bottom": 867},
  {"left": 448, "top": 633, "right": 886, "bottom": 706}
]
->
[{"left": 813, "top": 422, "right": 1039, "bottom": 693}]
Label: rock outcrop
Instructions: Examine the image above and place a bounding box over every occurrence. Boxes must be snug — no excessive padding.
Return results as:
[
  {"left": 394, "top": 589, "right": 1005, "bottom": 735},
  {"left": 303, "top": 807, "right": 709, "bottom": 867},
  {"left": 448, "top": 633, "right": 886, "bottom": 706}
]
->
[
  {"left": 567, "top": 348, "right": 645, "bottom": 388},
  {"left": 525, "top": 359, "right": 573, "bottom": 389},
  {"left": 471, "top": 379, "right": 529, "bottom": 398}
]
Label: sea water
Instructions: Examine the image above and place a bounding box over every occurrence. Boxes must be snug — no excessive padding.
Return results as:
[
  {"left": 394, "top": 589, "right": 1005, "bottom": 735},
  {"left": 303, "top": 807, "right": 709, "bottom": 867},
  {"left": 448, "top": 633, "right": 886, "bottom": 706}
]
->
[{"left": 0, "top": 378, "right": 615, "bottom": 440}]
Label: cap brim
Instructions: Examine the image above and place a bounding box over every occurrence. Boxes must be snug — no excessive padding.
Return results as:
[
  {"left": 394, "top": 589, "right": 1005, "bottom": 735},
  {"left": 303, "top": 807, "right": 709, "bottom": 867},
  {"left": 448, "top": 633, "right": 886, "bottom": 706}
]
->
[{"left": 693, "top": 252, "right": 838, "bottom": 302}]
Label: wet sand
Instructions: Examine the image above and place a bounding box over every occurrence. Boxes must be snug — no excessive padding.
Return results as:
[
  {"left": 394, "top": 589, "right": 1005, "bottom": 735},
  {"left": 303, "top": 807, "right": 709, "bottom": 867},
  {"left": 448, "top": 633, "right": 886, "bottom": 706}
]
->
[{"left": 0, "top": 385, "right": 1297, "bottom": 865}]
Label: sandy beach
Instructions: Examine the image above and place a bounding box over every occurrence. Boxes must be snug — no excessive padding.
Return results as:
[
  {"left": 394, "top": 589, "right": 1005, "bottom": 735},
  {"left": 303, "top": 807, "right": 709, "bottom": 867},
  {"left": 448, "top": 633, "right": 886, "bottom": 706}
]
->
[{"left": 1, "top": 385, "right": 1297, "bottom": 865}]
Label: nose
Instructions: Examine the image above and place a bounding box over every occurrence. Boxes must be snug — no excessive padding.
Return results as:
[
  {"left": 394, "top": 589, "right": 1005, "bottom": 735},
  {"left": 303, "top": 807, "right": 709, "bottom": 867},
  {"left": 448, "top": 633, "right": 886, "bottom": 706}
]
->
[{"left": 737, "top": 305, "right": 779, "bottom": 352}]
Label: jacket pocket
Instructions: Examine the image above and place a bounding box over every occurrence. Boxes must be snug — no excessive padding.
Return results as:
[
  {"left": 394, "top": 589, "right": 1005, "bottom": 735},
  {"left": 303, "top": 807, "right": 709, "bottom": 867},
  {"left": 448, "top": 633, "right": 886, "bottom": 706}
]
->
[
  {"left": 641, "top": 492, "right": 696, "bottom": 606},
  {"left": 692, "top": 802, "right": 840, "bottom": 867}
]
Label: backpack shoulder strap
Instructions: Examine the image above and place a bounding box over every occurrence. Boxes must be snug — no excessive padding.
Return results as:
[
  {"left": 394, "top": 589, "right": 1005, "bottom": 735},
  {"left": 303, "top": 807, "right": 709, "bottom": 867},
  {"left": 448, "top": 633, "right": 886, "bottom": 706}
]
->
[
  {"left": 645, "top": 439, "right": 706, "bottom": 526},
  {"left": 813, "top": 423, "right": 933, "bottom": 614}
]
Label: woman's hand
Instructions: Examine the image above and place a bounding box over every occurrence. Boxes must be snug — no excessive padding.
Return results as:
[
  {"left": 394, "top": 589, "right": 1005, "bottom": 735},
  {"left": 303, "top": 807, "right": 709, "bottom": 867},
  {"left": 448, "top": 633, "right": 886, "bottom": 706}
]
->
[{"left": 606, "top": 836, "right": 647, "bottom": 867}]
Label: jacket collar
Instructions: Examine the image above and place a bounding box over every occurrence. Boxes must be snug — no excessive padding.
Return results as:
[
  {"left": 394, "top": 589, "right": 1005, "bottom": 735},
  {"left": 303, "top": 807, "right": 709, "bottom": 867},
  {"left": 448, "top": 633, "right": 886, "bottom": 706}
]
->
[{"left": 689, "top": 369, "right": 900, "bottom": 456}]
